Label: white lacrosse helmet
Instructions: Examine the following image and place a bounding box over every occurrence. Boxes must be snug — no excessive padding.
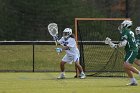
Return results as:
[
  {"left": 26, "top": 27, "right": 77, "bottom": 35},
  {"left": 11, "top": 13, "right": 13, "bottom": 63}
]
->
[
  {"left": 135, "top": 26, "right": 140, "bottom": 35},
  {"left": 118, "top": 20, "right": 132, "bottom": 33},
  {"left": 63, "top": 28, "right": 72, "bottom": 38},
  {"left": 121, "top": 20, "right": 132, "bottom": 28}
]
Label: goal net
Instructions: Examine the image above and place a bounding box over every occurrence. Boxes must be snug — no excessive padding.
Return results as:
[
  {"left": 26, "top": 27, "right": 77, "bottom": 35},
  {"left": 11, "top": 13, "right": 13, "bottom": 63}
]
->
[{"left": 75, "top": 18, "right": 130, "bottom": 77}]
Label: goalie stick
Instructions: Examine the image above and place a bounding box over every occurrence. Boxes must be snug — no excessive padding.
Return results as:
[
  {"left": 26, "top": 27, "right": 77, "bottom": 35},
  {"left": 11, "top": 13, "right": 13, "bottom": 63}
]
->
[{"left": 48, "top": 23, "right": 58, "bottom": 46}]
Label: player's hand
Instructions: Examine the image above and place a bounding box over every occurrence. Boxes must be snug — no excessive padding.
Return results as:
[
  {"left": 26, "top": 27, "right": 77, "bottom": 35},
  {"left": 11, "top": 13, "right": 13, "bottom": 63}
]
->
[
  {"left": 53, "top": 36, "right": 58, "bottom": 41},
  {"left": 56, "top": 48, "right": 62, "bottom": 53},
  {"left": 105, "top": 37, "right": 117, "bottom": 48},
  {"left": 105, "top": 37, "right": 111, "bottom": 44}
]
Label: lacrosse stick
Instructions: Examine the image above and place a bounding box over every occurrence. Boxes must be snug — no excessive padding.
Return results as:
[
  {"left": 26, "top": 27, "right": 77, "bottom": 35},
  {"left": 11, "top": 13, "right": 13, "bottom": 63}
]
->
[{"left": 48, "top": 23, "right": 58, "bottom": 46}]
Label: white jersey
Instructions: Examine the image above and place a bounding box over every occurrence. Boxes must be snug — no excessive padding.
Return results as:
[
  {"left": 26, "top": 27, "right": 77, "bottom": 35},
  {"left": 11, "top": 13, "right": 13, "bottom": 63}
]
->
[{"left": 58, "top": 37, "right": 80, "bottom": 56}]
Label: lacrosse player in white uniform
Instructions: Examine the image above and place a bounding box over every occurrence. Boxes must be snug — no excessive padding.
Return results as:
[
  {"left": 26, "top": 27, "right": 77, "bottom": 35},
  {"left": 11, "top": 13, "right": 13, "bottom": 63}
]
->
[{"left": 56, "top": 28, "right": 86, "bottom": 79}]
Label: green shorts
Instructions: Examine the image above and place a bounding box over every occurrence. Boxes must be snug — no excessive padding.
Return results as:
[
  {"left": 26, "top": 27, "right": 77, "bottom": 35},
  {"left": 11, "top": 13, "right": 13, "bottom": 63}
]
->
[
  {"left": 124, "top": 51, "right": 138, "bottom": 64},
  {"left": 136, "top": 49, "right": 140, "bottom": 59}
]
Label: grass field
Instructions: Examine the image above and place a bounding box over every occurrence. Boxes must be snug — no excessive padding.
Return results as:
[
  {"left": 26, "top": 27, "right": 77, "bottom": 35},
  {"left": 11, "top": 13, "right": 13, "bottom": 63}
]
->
[
  {"left": 0, "top": 45, "right": 124, "bottom": 72},
  {"left": 0, "top": 45, "right": 75, "bottom": 71},
  {"left": 0, "top": 72, "right": 140, "bottom": 93},
  {"left": 0, "top": 45, "right": 140, "bottom": 93}
]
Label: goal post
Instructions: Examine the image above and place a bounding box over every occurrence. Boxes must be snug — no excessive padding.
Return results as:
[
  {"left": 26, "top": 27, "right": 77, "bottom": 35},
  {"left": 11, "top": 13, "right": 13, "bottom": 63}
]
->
[
  {"left": 75, "top": 18, "right": 130, "bottom": 42},
  {"left": 75, "top": 18, "right": 130, "bottom": 77}
]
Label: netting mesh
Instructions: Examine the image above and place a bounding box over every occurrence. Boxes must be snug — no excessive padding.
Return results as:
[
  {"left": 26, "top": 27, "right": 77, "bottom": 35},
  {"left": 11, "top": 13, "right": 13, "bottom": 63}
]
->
[{"left": 77, "top": 18, "right": 127, "bottom": 77}]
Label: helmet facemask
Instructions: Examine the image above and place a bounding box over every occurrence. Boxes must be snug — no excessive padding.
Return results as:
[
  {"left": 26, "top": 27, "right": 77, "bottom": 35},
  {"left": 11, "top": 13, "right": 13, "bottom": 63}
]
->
[
  {"left": 118, "top": 20, "right": 132, "bottom": 33},
  {"left": 135, "top": 27, "right": 140, "bottom": 35},
  {"left": 63, "top": 32, "right": 71, "bottom": 38},
  {"left": 63, "top": 28, "right": 72, "bottom": 39}
]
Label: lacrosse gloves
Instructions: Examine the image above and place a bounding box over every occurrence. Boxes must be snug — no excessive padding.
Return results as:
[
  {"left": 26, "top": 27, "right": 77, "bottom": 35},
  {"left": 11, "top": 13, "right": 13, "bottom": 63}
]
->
[{"left": 105, "top": 37, "right": 117, "bottom": 48}]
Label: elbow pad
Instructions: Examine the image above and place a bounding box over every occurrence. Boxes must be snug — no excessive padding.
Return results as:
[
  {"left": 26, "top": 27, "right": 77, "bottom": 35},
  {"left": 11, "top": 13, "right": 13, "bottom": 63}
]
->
[{"left": 118, "top": 40, "right": 127, "bottom": 47}]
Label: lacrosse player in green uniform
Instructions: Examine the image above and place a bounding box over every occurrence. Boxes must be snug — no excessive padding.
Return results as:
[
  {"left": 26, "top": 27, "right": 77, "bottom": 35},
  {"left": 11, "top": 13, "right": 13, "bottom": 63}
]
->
[
  {"left": 134, "top": 26, "right": 140, "bottom": 66},
  {"left": 105, "top": 20, "right": 140, "bottom": 86}
]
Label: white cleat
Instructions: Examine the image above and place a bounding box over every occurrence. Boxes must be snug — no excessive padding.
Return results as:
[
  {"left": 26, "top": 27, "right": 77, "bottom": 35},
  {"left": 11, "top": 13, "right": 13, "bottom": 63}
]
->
[
  {"left": 80, "top": 73, "right": 86, "bottom": 79},
  {"left": 57, "top": 74, "right": 65, "bottom": 79}
]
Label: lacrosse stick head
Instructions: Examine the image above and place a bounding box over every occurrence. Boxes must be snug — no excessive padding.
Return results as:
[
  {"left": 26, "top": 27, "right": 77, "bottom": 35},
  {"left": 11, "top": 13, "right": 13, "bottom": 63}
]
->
[
  {"left": 63, "top": 28, "right": 72, "bottom": 39},
  {"left": 48, "top": 23, "right": 58, "bottom": 36}
]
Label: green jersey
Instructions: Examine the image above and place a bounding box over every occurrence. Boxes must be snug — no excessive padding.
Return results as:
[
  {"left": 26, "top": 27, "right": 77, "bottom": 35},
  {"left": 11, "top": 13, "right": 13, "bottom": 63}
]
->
[{"left": 121, "top": 28, "right": 138, "bottom": 52}]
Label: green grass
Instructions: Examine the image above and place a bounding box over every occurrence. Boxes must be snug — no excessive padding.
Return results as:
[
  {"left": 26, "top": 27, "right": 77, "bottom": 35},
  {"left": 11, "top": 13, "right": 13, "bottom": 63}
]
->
[
  {"left": 0, "top": 45, "right": 75, "bottom": 71},
  {"left": 0, "top": 45, "right": 140, "bottom": 93},
  {"left": 0, "top": 72, "right": 140, "bottom": 93},
  {"left": 0, "top": 45, "right": 124, "bottom": 72}
]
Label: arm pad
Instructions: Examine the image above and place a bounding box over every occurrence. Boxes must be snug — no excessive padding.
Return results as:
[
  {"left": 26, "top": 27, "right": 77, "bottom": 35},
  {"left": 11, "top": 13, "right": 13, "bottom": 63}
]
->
[{"left": 118, "top": 40, "right": 127, "bottom": 47}]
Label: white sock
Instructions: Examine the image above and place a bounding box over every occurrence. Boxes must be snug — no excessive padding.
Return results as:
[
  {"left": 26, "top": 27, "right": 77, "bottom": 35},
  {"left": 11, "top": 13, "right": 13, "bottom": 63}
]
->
[
  {"left": 61, "top": 72, "right": 65, "bottom": 75},
  {"left": 81, "top": 71, "right": 84, "bottom": 75},
  {"left": 130, "top": 78, "right": 137, "bottom": 83}
]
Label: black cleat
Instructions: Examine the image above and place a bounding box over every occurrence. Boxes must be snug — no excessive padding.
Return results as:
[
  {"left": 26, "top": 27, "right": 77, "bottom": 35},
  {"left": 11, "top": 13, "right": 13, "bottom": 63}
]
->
[{"left": 126, "top": 83, "right": 138, "bottom": 86}]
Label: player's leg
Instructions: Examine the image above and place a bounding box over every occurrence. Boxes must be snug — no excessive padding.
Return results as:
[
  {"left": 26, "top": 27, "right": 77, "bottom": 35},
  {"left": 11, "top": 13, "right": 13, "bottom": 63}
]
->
[
  {"left": 74, "top": 64, "right": 80, "bottom": 78},
  {"left": 124, "top": 63, "right": 138, "bottom": 85},
  {"left": 124, "top": 51, "right": 140, "bottom": 85},
  {"left": 60, "top": 61, "right": 66, "bottom": 72},
  {"left": 74, "top": 56, "right": 86, "bottom": 79},
  {"left": 134, "top": 59, "right": 140, "bottom": 66},
  {"left": 124, "top": 63, "right": 140, "bottom": 74},
  {"left": 75, "top": 62, "right": 86, "bottom": 79},
  {"left": 124, "top": 51, "right": 140, "bottom": 74},
  {"left": 57, "top": 55, "right": 68, "bottom": 79},
  {"left": 57, "top": 61, "right": 66, "bottom": 79}
]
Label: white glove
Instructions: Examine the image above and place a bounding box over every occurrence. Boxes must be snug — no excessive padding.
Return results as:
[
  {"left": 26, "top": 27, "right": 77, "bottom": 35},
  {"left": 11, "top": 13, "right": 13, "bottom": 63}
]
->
[
  {"left": 105, "top": 37, "right": 117, "bottom": 48},
  {"left": 105, "top": 37, "right": 112, "bottom": 44},
  {"left": 56, "top": 48, "right": 62, "bottom": 53}
]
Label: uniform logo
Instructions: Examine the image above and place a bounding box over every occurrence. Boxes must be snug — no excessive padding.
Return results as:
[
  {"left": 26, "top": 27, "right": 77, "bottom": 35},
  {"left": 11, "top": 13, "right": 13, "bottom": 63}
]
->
[{"left": 62, "top": 41, "right": 68, "bottom": 46}]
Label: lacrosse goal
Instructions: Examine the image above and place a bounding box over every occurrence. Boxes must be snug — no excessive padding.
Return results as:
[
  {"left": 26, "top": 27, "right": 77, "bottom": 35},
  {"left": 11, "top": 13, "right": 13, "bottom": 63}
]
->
[{"left": 75, "top": 18, "right": 130, "bottom": 77}]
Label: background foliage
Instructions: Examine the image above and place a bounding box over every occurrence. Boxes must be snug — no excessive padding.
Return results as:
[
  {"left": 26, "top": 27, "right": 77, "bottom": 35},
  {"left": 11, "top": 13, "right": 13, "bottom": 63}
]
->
[{"left": 0, "top": 0, "right": 140, "bottom": 40}]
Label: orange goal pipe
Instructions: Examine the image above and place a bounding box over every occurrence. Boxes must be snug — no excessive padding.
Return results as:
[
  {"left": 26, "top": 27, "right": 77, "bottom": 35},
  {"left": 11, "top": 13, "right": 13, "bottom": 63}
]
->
[{"left": 75, "top": 18, "right": 130, "bottom": 21}]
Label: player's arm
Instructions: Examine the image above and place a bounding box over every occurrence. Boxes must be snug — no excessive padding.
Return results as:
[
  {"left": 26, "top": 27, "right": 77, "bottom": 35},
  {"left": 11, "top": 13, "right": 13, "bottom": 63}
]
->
[
  {"left": 105, "top": 36, "right": 127, "bottom": 48},
  {"left": 117, "top": 35, "right": 128, "bottom": 47},
  {"left": 56, "top": 45, "right": 70, "bottom": 53},
  {"left": 62, "top": 46, "right": 70, "bottom": 50},
  {"left": 62, "top": 39, "right": 75, "bottom": 50},
  {"left": 57, "top": 37, "right": 63, "bottom": 45},
  {"left": 56, "top": 38, "right": 75, "bottom": 53},
  {"left": 117, "top": 40, "right": 127, "bottom": 47}
]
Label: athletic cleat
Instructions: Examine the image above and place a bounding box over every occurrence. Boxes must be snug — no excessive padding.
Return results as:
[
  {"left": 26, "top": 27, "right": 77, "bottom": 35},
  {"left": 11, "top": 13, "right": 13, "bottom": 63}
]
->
[
  {"left": 126, "top": 83, "right": 138, "bottom": 86},
  {"left": 80, "top": 73, "right": 86, "bottom": 79},
  {"left": 57, "top": 74, "right": 65, "bottom": 79}
]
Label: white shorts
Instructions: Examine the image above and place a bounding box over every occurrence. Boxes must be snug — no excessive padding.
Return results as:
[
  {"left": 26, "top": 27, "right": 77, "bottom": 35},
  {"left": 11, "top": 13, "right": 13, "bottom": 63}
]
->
[{"left": 62, "top": 54, "right": 79, "bottom": 64}]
